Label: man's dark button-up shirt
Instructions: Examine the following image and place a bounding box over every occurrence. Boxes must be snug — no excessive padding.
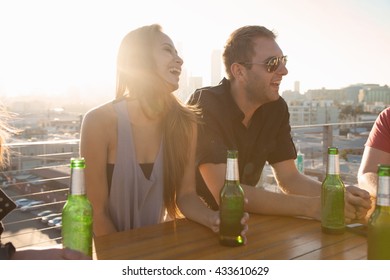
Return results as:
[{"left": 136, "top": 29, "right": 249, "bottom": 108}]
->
[{"left": 188, "top": 78, "right": 296, "bottom": 209}]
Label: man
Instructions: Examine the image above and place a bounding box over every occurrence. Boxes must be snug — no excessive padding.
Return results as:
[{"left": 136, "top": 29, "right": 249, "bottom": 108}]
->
[
  {"left": 358, "top": 107, "right": 390, "bottom": 218},
  {"left": 188, "top": 25, "right": 370, "bottom": 222}
]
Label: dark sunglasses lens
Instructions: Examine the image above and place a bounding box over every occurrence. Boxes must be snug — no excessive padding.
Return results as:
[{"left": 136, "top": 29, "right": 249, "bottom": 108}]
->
[
  {"left": 268, "top": 56, "right": 287, "bottom": 72},
  {"left": 267, "top": 57, "right": 279, "bottom": 72}
]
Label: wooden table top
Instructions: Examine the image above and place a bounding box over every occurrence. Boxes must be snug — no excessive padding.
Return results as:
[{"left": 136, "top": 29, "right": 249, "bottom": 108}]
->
[{"left": 93, "top": 214, "right": 367, "bottom": 260}]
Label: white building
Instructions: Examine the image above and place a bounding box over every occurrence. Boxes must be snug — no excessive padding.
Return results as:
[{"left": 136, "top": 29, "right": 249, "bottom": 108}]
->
[{"left": 289, "top": 100, "right": 339, "bottom": 126}]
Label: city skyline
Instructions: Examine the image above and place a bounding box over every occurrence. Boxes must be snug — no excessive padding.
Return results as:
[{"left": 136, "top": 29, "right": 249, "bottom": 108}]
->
[{"left": 1, "top": 0, "right": 389, "bottom": 99}]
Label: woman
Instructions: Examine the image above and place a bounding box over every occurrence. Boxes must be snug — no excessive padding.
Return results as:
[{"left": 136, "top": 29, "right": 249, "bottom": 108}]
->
[{"left": 80, "top": 25, "right": 243, "bottom": 237}]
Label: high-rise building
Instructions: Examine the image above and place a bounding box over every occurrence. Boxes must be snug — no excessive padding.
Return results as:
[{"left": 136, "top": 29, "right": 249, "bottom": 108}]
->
[
  {"left": 188, "top": 76, "right": 203, "bottom": 100},
  {"left": 211, "top": 49, "right": 223, "bottom": 86},
  {"left": 294, "top": 81, "right": 300, "bottom": 93},
  {"left": 176, "top": 67, "right": 188, "bottom": 102}
]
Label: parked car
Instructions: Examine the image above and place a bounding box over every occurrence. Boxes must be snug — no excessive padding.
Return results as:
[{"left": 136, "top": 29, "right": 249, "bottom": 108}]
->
[
  {"left": 20, "top": 200, "right": 44, "bottom": 212},
  {"left": 55, "top": 220, "right": 62, "bottom": 230},
  {"left": 41, "top": 213, "right": 62, "bottom": 223},
  {"left": 36, "top": 210, "right": 53, "bottom": 217},
  {"left": 15, "top": 198, "right": 34, "bottom": 208},
  {"left": 2, "top": 181, "right": 9, "bottom": 189},
  {"left": 48, "top": 217, "right": 62, "bottom": 227}
]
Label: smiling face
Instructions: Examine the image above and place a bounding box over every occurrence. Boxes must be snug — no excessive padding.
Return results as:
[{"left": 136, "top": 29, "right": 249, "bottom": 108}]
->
[
  {"left": 116, "top": 25, "right": 184, "bottom": 100},
  {"left": 152, "top": 32, "right": 183, "bottom": 91},
  {"left": 243, "top": 37, "right": 288, "bottom": 105}
]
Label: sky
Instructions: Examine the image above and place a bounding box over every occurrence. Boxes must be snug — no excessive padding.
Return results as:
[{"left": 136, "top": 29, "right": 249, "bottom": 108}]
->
[{"left": 0, "top": 0, "right": 389, "bottom": 99}]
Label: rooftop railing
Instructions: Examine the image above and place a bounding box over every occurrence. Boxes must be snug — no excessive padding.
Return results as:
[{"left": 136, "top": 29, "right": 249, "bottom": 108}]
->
[
  {"left": 1, "top": 139, "right": 79, "bottom": 249},
  {"left": 1, "top": 121, "right": 375, "bottom": 250}
]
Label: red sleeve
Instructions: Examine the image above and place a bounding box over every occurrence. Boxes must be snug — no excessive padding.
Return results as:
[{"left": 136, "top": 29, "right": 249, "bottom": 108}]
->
[{"left": 366, "top": 107, "right": 390, "bottom": 153}]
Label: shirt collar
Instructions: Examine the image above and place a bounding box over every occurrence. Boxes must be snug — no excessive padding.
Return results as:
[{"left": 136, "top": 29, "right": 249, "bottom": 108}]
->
[{"left": 220, "top": 78, "right": 245, "bottom": 121}]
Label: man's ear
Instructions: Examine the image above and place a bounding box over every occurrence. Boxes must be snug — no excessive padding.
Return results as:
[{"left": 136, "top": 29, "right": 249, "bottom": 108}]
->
[{"left": 230, "top": 63, "right": 246, "bottom": 81}]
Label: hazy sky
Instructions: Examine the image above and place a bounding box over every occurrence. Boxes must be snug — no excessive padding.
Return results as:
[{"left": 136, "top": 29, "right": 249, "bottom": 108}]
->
[{"left": 1, "top": 0, "right": 389, "bottom": 97}]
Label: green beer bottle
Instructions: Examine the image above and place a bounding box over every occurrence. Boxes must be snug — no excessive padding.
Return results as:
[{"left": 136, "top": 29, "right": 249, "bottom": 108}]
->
[
  {"left": 367, "top": 164, "right": 390, "bottom": 259},
  {"left": 321, "top": 147, "right": 345, "bottom": 234},
  {"left": 62, "top": 157, "right": 93, "bottom": 257},
  {"left": 219, "top": 150, "right": 245, "bottom": 246}
]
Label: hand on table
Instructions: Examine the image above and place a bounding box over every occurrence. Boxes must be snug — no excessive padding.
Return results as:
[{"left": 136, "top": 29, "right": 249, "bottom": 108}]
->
[{"left": 345, "top": 185, "right": 371, "bottom": 224}]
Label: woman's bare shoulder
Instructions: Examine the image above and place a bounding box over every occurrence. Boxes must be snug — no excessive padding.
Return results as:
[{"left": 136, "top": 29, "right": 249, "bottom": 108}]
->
[{"left": 83, "top": 100, "right": 117, "bottom": 127}]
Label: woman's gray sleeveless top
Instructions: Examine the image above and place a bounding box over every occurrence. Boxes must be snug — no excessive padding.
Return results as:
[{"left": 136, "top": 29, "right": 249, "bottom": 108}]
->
[{"left": 109, "top": 100, "right": 165, "bottom": 231}]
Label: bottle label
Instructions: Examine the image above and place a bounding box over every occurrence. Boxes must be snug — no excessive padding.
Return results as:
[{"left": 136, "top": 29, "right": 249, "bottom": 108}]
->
[
  {"left": 327, "top": 154, "right": 340, "bottom": 175},
  {"left": 377, "top": 177, "right": 390, "bottom": 206},
  {"left": 226, "top": 158, "right": 239, "bottom": 181},
  {"left": 70, "top": 169, "right": 86, "bottom": 195}
]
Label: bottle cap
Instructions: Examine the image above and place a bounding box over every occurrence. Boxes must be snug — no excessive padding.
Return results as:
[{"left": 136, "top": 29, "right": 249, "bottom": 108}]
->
[
  {"left": 328, "top": 147, "right": 338, "bottom": 154},
  {"left": 70, "top": 157, "right": 86, "bottom": 169}
]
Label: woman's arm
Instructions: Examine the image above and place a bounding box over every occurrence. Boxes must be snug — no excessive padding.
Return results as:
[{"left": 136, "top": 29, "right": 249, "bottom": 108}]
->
[
  {"left": 80, "top": 106, "right": 117, "bottom": 236},
  {"left": 176, "top": 123, "right": 220, "bottom": 232}
]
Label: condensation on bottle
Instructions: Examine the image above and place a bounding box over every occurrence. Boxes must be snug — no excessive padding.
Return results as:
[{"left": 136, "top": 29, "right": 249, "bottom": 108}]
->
[
  {"left": 61, "top": 157, "right": 93, "bottom": 257},
  {"left": 219, "top": 150, "right": 245, "bottom": 247},
  {"left": 321, "top": 147, "right": 345, "bottom": 234},
  {"left": 367, "top": 164, "right": 390, "bottom": 260}
]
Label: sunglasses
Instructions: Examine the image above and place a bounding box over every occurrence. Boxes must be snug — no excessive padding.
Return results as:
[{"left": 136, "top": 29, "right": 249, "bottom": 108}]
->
[{"left": 239, "top": 55, "right": 288, "bottom": 73}]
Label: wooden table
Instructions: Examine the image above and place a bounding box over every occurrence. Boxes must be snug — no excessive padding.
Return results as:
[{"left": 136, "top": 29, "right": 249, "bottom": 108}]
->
[{"left": 93, "top": 214, "right": 367, "bottom": 260}]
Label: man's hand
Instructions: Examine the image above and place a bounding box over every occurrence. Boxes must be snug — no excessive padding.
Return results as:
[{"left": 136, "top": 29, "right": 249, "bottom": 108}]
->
[{"left": 345, "top": 185, "right": 371, "bottom": 223}]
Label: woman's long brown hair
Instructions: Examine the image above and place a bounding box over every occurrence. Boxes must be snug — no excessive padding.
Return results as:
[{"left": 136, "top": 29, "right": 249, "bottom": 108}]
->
[{"left": 0, "top": 104, "right": 17, "bottom": 169}]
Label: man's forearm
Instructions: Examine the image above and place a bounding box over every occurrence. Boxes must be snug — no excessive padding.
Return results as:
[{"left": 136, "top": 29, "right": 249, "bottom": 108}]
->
[
  {"left": 358, "top": 172, "right": 377, "bottom": 197},
  {"left": 242, "top": 185, "right": 321, "bottom": 220},
  {"left": 277, "top": 173, "right": 322, "bottom": 197}
]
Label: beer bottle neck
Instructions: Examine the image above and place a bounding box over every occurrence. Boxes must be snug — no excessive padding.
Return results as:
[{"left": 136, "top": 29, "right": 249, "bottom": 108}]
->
[
  {"left": 226, "top": 157, "right": 239, "bottom": 182},
  {"left": 376, "top": 176, "right": 390, "bottom": 207},
  {"left": 70, "top": 168, "right": 86, "bottom": 195},
  {"left": 327, "top": 154, "right": 340, "bottom": 175}
]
